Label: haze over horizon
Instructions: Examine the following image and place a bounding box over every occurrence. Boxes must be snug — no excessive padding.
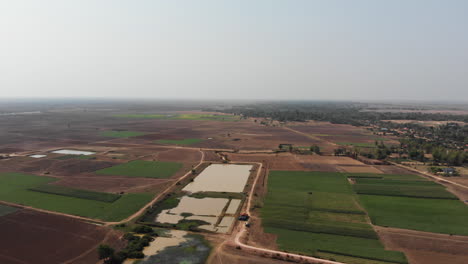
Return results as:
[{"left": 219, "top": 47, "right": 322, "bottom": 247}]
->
[{"left": 1, "top": 0, "right": 467, "bottom": 101}]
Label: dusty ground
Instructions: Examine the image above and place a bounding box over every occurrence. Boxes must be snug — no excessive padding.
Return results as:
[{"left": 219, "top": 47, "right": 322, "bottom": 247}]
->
[
  {"left": 0, "top": 209, "right": 124, "bottom": 264},
  {"left": 287, "top": 121, "right": 400, "bottom": 148},
  {"left": 377, "top": 227, "right": 468, "bottom": 264},
  {"left": 227, "top": 152, "right": 367, "bottom": 172},
  {"left": 2, "top": 109, "right": 468, "bottom": 264}
]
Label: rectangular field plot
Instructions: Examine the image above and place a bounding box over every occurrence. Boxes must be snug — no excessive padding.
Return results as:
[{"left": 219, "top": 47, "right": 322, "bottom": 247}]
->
[
  {"left": 359, "top": 195, "right": 468, "bottom": 236},
  {"left": 0, "top": 173, "right": 152, "bottom": 221},
  {"left": 96, "top": 160, "right": 182, "bottom": 178},
  {"left": 52, "top": 149, "right": 95, "bottom": 155},
  {"left": 29, "top": 184, "right": 121, "bottom": 202},
  {"left": 100, "top": 130, "right": 147, "bottom": 138},
  {"left": 183, "top": 164, "right": 252, "bottom": 193},
  {"left": 155, "top": 138, "right": 203, "bottom": 145},
  {"left": 353, "top": 184, "right": 457, "bottom": 199},
  {"left": 267, "top": 227, "right": 408, "bottom": 264},
  {"left": 261, "top": 171, "right": 407, "bottom": 263}
]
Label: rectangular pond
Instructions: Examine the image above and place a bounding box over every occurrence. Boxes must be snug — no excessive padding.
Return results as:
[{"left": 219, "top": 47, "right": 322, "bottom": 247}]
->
[
  {"left": 51, "top": 149, "right": 95, "bottom": 155},
  {"left": 182, "top": 164, "right": 253, "bottom": 193}
]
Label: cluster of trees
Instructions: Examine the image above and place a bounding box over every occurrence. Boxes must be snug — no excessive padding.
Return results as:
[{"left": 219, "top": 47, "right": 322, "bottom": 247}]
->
[
  {"left": 399, "top": 138, "right": 467, "bottom": 166},
  {"left": 98, "top": 225, "right": 156, "bottom": 264},
  {"left": 213, "top": 102, "right": 468, "bottom": 125}
]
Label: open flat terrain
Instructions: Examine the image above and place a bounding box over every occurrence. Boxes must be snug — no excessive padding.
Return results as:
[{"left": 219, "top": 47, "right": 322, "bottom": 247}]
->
[
  {"left": 1, "top": 107, "right": 467, "bottom": 264},
  {"left": 0, "top": 209, "right": 124, "bottom": 264}
]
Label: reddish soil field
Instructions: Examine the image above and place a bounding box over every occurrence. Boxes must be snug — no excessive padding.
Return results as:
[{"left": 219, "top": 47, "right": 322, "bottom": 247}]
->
[
  {"left": 0, "top": 209, "right": 124, "bottom": 264},
  {"left": 288, "top": 121, "right": 399, "bottom": 147},
  {"left": 227, "top": 152, "right": 366, "bottom": 172},
  {"left": 377, "top": 227, "right": 468, "bottom": 264},
  {"left": 0, "top": 146, "right": 200, "bottom": 193}
]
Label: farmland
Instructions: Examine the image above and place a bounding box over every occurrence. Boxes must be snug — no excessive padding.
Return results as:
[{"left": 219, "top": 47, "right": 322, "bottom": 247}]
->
[
  {"left": 359, "top": 195, "right": 468, "bottom": 235},
  {"left": 155, "top": 138, "right": 203, "bottom": 145},
  {"left": 1, "top": 102, "right": 467, "bottom": 264},
  {"left": 96, "top": 160, "right": 183, "bottom": 178},
  {"left": 115, "top": 113, "right": 239, "bottom": 121},
  {"left": 0, "top": 209, "right": 124, "bottom": 264},
  {"left": 29, "top": 184, "right": 122, "bottom": 202},
  {"left": 0, "top": 172, "right": 152, "bottom": 221},
  {"left": 101, "top": 130, "right": 148, "bottom": 138},
  {"left": 261, "top": 171, "right": 407, "bottom": 263}
]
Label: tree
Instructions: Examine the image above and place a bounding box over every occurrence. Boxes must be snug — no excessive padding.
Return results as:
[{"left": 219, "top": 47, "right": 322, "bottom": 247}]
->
[
  {"left": 98, "top": 244, "right": 114, "bottom": 260},
  {"left": 310, "top": 145, "right": 321, "bottom": 154}
]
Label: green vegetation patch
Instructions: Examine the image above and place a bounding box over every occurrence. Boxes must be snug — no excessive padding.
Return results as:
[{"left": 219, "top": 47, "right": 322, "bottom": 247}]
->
[
  {"left": 0, "top": 204, "right": 19, "bottom": 217},
  {"left": 353, "top": 184, "right": 457, "bottom": 199},
  {"left": 261, "top": 171, "right": 407, "bottom": 263},
  {"left": 96, "top": 160, "right": 182, "bottom": 178},
  {"left": 338, "top": 142, "right": 377, "bottom": 148},
  {"left": 0, "top": 173, "right": 153, "bottom": 221},
  {"left": 267, "top": 227, "right": 407, "bottom": 264},
  {"left": 354, "top": 179, "right": 436, "bottom": 186},
  {"left": 29, "top": 184, "right": 121, "bottom": 202},
  {"left": 138, "top": 234, "right": 211, "bottom": 264},
  {"left": 101, "top": 131, "right": 148, "bottom": 138},
  {"left": 359, "top": 195, "right": 468, "bottom": 235},
  {"left": 347, "top": 173, "right": 427, "bottom": 181},
  {"left": 155, "top": 138, "right": 203, "bottom": 145}
]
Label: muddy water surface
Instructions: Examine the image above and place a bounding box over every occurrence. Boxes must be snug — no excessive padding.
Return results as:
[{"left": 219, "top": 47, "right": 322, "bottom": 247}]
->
[{"left": 183, "top": 164, "right": 252, "bottom": 193}]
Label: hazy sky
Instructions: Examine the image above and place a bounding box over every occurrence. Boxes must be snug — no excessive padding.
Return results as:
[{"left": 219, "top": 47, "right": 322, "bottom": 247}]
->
[{"left": 1, "top": 0, "right": 467, "bottom": 101}]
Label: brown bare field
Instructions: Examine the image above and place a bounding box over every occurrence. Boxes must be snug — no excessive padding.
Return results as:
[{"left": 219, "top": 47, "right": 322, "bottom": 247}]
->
[
  {"left": 377, "top": 227, "right": 468, "bottom": 264},
  {"left": 209, "top": 244, "right": 291, "bottom": 264},
  {"left": 227, "top": 152, "right": 366, "bottom": 172},
  {"left": 337, "top": 165, "right": 383, "bottom": 173},
  {"left": 0, "top": 209, "right": 124, "bottom": 264},
  {"left": 0, "top": 145, "right": 203, "bottom": 193},
  {"left": 287, "top": 121, "right": 399, "bottom": 147}
]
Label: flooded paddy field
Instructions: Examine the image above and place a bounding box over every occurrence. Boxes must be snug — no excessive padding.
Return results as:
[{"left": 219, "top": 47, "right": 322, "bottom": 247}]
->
[
  {"left": 155, "top": 196, "right": 242, "bottom": 233},
  {"left": 183, "top": 164, "right": 253, "bottom": 193},
  {"left": 144, "top": 163, "right": 254, "bottom": 233}
]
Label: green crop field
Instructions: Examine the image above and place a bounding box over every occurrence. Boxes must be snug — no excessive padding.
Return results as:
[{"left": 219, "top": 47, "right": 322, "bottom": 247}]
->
[
  {"left": 261, "top": 171, "right": 407, "bottom": 263},
  {"left": 266, "top": 227, "right": 407, "bottom": 264},
  {"left": 96, "top": 160, "right": 182, "bottom": 178},
  {"left": 0, "top": 204, "right": 18, "bottom": 217},
  {"left": 338, "top": 142, "right": 377, "bottom": 148},
  {"left": 0, "top": 173, "right": 153, "bottom": 221},
  {"left": 347, "top": 173, "right": 427, "bottom": 181},
  {"left": 100, "top": 130, "right": 148, "bottom": 138},
  {"left": 155, "top": 138, "right": 203, "bottom": 145},
  {"left": 354, "top": 184, "right": 457, "bottom": 199},
  {"left": 30, "top": 184, "right": 121, "bottom": 202},
  {"left": 359, "top": 195, "right": 468, "bottom": 235},
  {"left": 354, "top": 179, "right": 436, "bottom": 186}
]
